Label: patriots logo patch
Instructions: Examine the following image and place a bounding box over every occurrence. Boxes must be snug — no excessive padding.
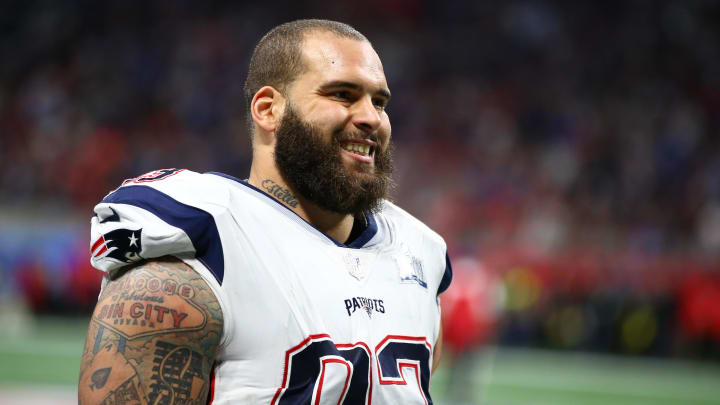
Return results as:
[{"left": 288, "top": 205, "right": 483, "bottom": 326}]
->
[{"left": 91, "top": 228, "right": 143, "bottom": 263}]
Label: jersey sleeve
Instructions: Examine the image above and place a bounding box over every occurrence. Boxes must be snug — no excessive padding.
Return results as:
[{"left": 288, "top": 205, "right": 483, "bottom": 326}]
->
[
  {"left": 89, "top": 169, "right": 224, "bottom": 285},
  {"left": 90, "top": 169, "right": 237, "bottom": 348}
]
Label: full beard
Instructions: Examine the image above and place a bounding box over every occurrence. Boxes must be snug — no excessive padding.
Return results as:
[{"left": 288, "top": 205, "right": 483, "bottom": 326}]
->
[{"left": 274, "top": 105, "right": 394, "bottom": 216}]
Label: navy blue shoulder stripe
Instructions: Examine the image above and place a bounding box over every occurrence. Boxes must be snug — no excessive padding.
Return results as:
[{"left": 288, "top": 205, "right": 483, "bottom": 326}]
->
[
  {"left": 103, "top": 185, "right": 225, "bottom": 284},
  {"left": 438, "top": 252, "right": 453, "bottom": 296}
]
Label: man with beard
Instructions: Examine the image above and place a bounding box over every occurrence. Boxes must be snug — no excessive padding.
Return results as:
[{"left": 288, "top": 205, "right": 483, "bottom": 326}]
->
[{"left": 79, "top": 19, "right": 452, "bottom": 405}]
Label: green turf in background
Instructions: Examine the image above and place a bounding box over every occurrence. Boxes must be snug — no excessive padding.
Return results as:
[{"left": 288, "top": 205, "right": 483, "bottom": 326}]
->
[
  {"left": 0, "top": 316, "right": 88, "bottom": 386},
  {"left": 432, "top": 347, "right": 720, "bottom": 405}
]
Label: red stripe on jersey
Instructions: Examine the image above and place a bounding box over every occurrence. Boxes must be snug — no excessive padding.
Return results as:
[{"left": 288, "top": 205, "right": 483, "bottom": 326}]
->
[
  {"left": 94, "top": 244, "right": 108, "bottom": 257},
  {"left": 271, "top": 334, "right": 332, "bottom": 405},
  {"left": 207, "top": 363, "right": 216, "bottom": 404},
  {"left": 91, "top": 236, "right": 105, "bottom": 254}
]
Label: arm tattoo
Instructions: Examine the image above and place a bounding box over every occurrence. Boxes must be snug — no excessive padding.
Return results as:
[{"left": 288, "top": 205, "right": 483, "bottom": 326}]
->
[
  {"left": 261, "top": 179, "right": 299, "bottom": 208},
  {"left": 79, "top": 257, "right": 223, "bottom": 405}
]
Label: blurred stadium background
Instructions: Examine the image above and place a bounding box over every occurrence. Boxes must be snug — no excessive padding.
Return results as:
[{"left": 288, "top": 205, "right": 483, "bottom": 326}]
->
[{"left": 1, "top": 1, "right": 720, "bottom": 404}]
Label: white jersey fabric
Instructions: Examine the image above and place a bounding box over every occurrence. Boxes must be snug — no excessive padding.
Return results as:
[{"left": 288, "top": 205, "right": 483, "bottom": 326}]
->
[{"left": 90, "top": 168, "right": 452, "bottom": 405}]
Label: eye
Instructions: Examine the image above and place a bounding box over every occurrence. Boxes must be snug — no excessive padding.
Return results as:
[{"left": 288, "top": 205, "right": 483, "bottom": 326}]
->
[
  {"left": 372, "top": 98, "right": 388, "bottom": 110},
  {"left": 330, "top": 91, "right": 352, "bottom": 100}
]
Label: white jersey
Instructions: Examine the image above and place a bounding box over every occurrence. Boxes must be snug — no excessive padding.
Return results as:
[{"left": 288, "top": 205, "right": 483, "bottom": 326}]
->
[{"left": 90, "top": 168, "right": 452, "bottom": 405}]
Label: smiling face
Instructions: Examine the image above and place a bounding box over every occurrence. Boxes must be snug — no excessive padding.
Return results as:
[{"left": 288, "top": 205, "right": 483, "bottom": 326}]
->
[{"left": 273, "top": 32, "right": 394, "bottom": 215}]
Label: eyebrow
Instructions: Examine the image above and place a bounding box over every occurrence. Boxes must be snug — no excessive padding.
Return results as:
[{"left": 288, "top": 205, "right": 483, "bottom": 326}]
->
[{"left": 320, "top": 80, "right": 392, "bottom": 101}]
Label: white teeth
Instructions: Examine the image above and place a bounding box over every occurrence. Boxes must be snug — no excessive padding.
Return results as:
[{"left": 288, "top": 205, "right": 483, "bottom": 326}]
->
[{"left": 342, "top": 143, "right": 370, "bottom": 156}]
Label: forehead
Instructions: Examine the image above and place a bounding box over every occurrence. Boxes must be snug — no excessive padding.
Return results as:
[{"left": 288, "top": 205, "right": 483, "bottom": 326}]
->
[{"left": 296, "top": 32, "right": 388, "bottom": 90}]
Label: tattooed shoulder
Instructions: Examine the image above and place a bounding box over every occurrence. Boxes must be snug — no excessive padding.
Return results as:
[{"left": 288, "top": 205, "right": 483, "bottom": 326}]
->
[{"left": 79, "top": 257, "right": 223, "bottom": 405}]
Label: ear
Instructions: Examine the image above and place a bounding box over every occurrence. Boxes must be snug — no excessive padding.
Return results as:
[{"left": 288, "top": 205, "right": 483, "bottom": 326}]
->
[{"left": 250, "top": 86, "right": 285, "bottom": 134}]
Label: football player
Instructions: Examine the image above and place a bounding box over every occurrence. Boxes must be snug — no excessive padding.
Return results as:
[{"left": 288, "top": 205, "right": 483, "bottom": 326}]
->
[{"left": 79, "top": 19, "right": 452, "bottom": 405}]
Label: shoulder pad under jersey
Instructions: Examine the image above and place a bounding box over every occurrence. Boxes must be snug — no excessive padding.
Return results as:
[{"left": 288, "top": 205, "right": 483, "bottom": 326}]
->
[{"left": 89, "top": 168, "right": 227, "bottom": 283}]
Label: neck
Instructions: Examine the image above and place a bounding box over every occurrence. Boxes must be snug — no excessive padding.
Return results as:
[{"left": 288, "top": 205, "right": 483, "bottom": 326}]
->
[{"left": 248, "top": 166, "right": 356, "bottom": 244}]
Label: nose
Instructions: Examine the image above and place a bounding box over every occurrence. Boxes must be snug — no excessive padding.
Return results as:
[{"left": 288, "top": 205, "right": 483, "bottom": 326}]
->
[{"left": 351, "top": 96, "right": 382, "bottom": 133}]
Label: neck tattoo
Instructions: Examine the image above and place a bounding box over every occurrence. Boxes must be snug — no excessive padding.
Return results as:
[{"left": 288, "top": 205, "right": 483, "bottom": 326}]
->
[{"left": 261, "top": 179, "right": 299, "bottom": 208}]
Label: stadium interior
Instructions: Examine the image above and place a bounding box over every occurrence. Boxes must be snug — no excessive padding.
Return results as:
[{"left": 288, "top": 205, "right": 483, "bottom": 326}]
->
[{"left": 1, "top": 1, "right": 719, "bottom": 404}]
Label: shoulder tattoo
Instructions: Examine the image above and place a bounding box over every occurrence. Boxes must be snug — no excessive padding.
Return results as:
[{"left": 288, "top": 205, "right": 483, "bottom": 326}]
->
[{"left": 79, "top": 257, "right": 223, "bottom": 405}]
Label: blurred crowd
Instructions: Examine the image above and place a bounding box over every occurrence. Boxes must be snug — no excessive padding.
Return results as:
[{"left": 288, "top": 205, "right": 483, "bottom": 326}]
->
[{"left": 1, "top": 1, "right": 719, "bottom": 357}]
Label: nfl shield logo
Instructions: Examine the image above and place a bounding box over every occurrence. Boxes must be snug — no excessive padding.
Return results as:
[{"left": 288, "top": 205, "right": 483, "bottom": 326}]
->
[{"left": 343, "top": 253, "right": 365, "bottom": 281}]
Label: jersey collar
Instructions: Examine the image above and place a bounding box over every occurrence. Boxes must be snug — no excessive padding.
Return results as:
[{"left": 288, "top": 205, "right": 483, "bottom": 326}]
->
[{"left": 206, "top": 172, "right": 378, "bottom": 249}]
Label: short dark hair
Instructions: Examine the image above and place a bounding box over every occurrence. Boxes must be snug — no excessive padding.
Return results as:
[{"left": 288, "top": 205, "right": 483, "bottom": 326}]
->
[{"left": 243, "top": 19, "right": 368, "bottom": 133}]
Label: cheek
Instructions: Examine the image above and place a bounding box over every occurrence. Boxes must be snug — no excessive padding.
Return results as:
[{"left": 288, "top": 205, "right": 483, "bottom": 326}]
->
[
  {"left": 379, "top": 112, "right": 391, "bottom": 146},
  {"left": 306, "top": 102, "right": 349, "bottom": 128}
]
